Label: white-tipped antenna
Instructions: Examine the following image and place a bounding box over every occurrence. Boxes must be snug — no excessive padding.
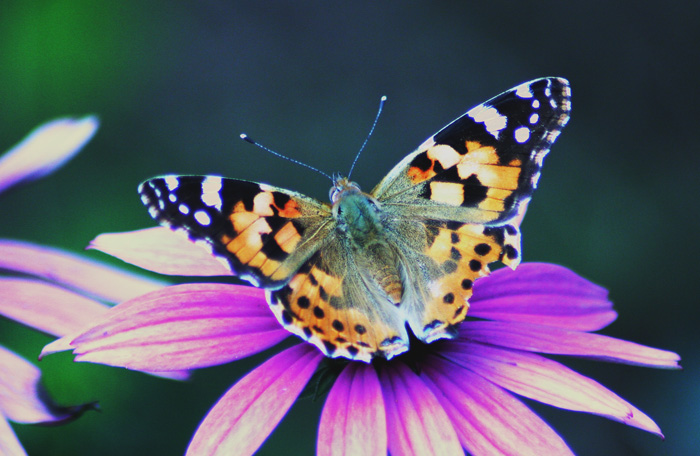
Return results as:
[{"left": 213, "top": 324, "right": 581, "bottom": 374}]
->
[
  {"left": 347, "top": 95, "right": 387, "bottom": 180},
  {"left": 240, "top": 134, "right": 333, "bottom": 182}
]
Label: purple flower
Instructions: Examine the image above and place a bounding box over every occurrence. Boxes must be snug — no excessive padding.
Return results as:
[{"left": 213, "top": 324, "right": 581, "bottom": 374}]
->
[
  {"left": 44, "top": 227, "right": 681, "bottom": 455},
  {"left": 0, "top": 117, "right": 177, "bottom": 455}
]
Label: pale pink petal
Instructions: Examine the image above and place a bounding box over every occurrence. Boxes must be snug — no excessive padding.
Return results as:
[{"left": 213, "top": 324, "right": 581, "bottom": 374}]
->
[
  {"left": 462, "top": 320, "right": 681, "bottom": 368},
  {"left": 443, "top": 341, "right": 663, "bottom": 436},
  {"left": 0, "top": 278, "right": 109, "bottom": 337},
  {"left": 89, "top": 228, "right": 233, "bottom": 276},
  {"left": 0, "top": 116, "right": 98, "bottom": 194},
  {"left": 422, "top": 358, "right": 574, "bottom": 456},
  {"left": 318, "top": 362, "right": 386, "bottom": 456},
  {"left": 0, "top": 416, "right": 27, "bottom": 456},
  {"left": 379, "top": 362, "right": 463, "bottom": 456},
  {"left": 0, "top": 240, "right": 165, "bottom": 304},
  {"left": 0, "top": 346, "right": 85, "bottom": 424},
  {"left": 470, "top": 263, "right": 616, "bottom": 331},
  {"left": 186, "top": 344, "right": 322, "bottom": 456},
  {"left": 49, "top": 283, "right": 287, "bottom": 371}
]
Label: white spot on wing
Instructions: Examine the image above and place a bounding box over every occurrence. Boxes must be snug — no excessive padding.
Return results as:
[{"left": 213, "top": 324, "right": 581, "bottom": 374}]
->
[
  {"left": 201, "top": 176, "right": 223, "bottom": 211},
  {"left": 179, "top": 204, "right": 190, "bottom": 215},
  {"left": 532, "top": 99, "right": 540, "bottom": 109},
  {"left": 168, "top": 194, "right": 177, "bottom": 203},
  {"left": 514, "top": 127, "right": 530, "bottom": 143},
  {"left": 515, "top": 83, "right": 533, "bottom": 98},
  {"left": 467, "top": 105, "right": 507, "bottom": 139},
  {"left": 529, "top": 113, "right": 539, "bottom": 124},
  {"left": 194, "top": 210, "right": 211, "bottom": 226},
  {"left": 164, "top": 175, "right": 179, "bottom": 191}
]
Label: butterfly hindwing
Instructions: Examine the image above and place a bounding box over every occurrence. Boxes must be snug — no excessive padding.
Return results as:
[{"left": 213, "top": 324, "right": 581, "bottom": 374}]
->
[
  {"left": 267, "top": 246, "right": 410, "bottom": 362},
  {"left": 138, "top": 176, "right": 333, "bottom": 287}
]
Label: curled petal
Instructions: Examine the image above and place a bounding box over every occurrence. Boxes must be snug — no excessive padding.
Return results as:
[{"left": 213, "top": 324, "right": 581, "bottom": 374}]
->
[
  {"left": 443, "top": 341, "right": 663, "bottom": 437},
  {"left": 0, "top": 240, "right": 165, "bottom": 304},
  {"left": 45, "top": 283, "right": 288, "bottom": 371},
  {"left": 0, "top": 416, "right": 27, "bottom": 456},
  {"left": 423, "top": 357, "right": 574, "bottom": 456},
  {"left": 318, "top": 362, "right": 386, "bottom": 456},
  {"left": 470, "top": 263, "right": 616, "bottom": 331},
  {"left": 186, "top": 344, "right": 323, "bottom": 456},
  {"left": 0, "top": 116, "right": 98, "bottom": 194},
  {"left": 0, "top": 278, "right": 108, "bottom": 337},
  {"left": 462, "top": 320, "right": 681, "bottom": 369},
  {"left": 0, "top": 346, "right": 92, "bottom": 424},
  {"left": 89, "top": 228, "right": 233, "bottom": 277},
  {"left": 379, "top": 362, "right": 463, "bottom": 456}
]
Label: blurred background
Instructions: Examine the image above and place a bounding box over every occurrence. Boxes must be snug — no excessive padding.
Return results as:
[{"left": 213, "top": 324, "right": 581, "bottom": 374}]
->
[{"left": 1, "top": 2, "right": 698, "bottom": 455}]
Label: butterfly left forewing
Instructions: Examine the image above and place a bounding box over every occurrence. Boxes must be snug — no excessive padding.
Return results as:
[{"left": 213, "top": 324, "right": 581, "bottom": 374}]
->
[{"left": 139, "top": 175, "right": 333, "bottom": 287}]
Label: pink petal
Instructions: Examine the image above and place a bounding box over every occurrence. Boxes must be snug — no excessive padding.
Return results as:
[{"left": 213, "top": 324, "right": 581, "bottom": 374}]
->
[
  {"left": 470, "top": 263, "right": 617, "bottom": 331},
  {"left": 0, "top": 240, "right": 165, "bottom": 304},
  {"left": 49, "top": 283, "right": 288, "bottom": 371},
  {"left": 422, "top": 357, "right": 574, "bottom": 456},
  {"left": 443, "top": 341, "right": 663, "bottom": 436},
  {"left": 0, "top": 416, "right": 27, "bottom": 456},
  {"left": 0, "top": 116, "right": 98, "bottom": 194},
  {"left": 0, "top": 346, "right": 78, "bottom": 424},
  {"left": 379, "top": 362, "right": 463, "bottom": 456},
  {"left": 186, "top": 344, "right": 323, "bottom": 456},
  {"left": 0, "top": 278, "right": 109, "bottom": 338},
  {"left": 462, "top": 320, "right": 681, "bottom": 368},
  {"left": 89, "top": 228, "right": 234, "bottom": 276},
  {"left": 318, "top": 362, "right": 387, "bottom": 456}
]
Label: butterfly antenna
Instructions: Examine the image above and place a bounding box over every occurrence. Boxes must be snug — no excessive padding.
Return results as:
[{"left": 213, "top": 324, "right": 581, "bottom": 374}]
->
[
  {"left": 347, "top": 95, "right": 387, "bottom": 179},
  {"left": 240, "top": 134, "right": 333, "bottom": 182}
]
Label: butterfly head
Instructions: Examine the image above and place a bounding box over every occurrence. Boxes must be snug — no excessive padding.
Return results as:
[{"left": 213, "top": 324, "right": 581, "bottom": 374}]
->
[{"left": 329, "top": 176, "right": 361, "bottom": 204}]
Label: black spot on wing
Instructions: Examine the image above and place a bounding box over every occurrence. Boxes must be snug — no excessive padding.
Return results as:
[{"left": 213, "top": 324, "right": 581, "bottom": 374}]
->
[
  {"left": 409, "top": 152, "right": 432, "bottom": 172},
  {"left": 461, "top": 175, "right": 488, "bottom": 207}
]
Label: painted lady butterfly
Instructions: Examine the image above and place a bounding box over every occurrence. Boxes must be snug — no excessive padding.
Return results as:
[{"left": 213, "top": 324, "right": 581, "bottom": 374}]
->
[{"left": 139, "top": 77, "right": 571, "bottom": 362}]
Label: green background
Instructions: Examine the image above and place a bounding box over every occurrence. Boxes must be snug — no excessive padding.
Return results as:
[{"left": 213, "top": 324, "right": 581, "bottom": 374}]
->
[{"left": 1, "top": 2, "right": 698, "bottom": 455}]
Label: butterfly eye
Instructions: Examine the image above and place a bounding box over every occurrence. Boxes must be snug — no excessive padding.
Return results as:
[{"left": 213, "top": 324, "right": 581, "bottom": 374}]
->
[{"left": 329, "top": 186, "right": 339, "bottom": 202}]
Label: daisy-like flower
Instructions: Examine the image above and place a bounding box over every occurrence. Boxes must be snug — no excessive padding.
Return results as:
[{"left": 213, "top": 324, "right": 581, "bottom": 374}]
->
[
  {"left": 42, "top": 227, "right": 681, "bottom": 456},
  {"left": 0, "top": 117, "right": 177, "bottom": 455}
]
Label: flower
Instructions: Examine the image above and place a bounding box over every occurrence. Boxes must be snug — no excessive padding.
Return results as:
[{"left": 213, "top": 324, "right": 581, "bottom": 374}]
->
[
  {"left": 44, "top": 227, "right": 681, "bottom": 455},
  {"left": 0, "top": 117, "right": 177, "bottom": 455}
]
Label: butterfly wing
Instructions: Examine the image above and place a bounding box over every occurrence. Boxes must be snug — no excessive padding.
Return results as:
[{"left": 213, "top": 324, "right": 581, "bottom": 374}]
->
[
  {"left": 139, "top": 175, "right": 333, "bottom": 287},
  {"left": 372, "top": 77, "right": 570, "bottom": 343},
  {"left": 267, "top": 238, "right": 411, "bottom": 362},
  {"left": 372, "top": 77, "right": 570, "bottom": 224}
]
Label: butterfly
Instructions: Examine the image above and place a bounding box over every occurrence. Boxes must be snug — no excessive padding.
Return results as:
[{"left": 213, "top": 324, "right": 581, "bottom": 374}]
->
[{"left": 139, "top": 77, "right": 571, "bottom": 362}]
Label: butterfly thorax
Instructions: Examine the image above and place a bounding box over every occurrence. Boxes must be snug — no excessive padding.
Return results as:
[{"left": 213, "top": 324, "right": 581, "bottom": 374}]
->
[{"left": 331, "top": 177, "right": 404, "bottom": 304}]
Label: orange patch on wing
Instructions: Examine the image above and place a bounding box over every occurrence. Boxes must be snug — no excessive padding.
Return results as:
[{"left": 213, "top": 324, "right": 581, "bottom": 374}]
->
[
  {"left": 230, "top": 211, "right": 258, "bottom": 232},
  {"left": 429, "top": 182, "right": 465, "bottom": 205},
  {"left": 427, "top": 145, "right": 461, "bottom": 169},
  {"left": 227, "top": 218, "right": 270, "bottom": 262},
  {"left": 274, "top": 199, "right": 302, "bottom": 218},
  {"left": 274, "top": 221, "right": 302, "bottom": 253},
  {"left": 457, "top": 162, "right": 521, "bottom": 190}
]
